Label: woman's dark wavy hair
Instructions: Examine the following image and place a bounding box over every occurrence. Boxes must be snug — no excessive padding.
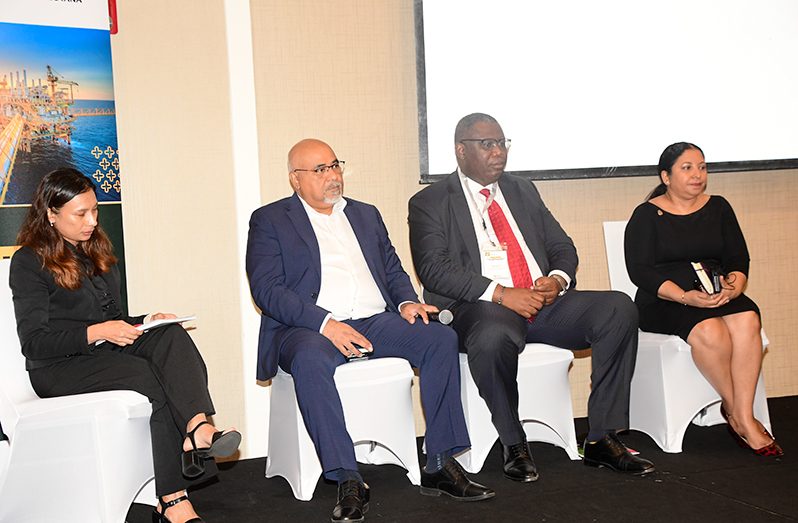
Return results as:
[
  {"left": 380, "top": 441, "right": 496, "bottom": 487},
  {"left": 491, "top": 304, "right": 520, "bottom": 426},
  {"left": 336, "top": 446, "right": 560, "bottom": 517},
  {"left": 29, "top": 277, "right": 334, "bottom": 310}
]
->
[
  {"left": 646, "top": 142, "right": 705, "bottom": 200},
  {"left": 16, "top": 167, "right": 117, "bottom": 289}
]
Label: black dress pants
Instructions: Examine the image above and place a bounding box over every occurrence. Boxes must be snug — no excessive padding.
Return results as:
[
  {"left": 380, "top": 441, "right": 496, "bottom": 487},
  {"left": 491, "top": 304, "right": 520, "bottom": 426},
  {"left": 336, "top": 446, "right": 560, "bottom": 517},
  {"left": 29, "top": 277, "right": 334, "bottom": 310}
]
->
[
  {"left": 28, "top": 324, "right": 216, "bottom": 495},
  {"left": 451, "top": 289, "right": 638, "bottom": 444}
]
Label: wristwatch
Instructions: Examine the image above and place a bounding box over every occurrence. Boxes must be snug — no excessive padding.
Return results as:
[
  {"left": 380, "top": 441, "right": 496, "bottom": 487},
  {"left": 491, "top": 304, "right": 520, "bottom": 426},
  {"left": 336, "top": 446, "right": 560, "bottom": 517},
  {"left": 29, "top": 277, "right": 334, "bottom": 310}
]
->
[{"left": 552, "top": 274, "right": 568, "bottom": 296}]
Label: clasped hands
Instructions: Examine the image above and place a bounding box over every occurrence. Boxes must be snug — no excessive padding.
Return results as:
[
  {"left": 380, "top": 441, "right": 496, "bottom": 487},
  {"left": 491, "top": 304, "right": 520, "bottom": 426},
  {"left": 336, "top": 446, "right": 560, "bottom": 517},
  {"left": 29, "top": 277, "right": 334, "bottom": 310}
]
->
[
  {"left": 683, "top": 275, "right": 740, "bottom": 308},
  {"left": 321, "top": 302, "right": 439, "bottom": 359},
  {"left": 495, "top": 276, "right": 562, "bottom": 319},
  {"left": 87, "top": 312, "right": 177, "bottom": 346}
]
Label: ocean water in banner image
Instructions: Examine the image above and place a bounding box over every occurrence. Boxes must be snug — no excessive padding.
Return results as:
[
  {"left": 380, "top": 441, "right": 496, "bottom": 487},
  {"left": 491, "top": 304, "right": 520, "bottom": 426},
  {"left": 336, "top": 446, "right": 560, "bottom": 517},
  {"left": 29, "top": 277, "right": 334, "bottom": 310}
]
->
[{"left": 3, "top": 100, "right": 120, "bottom": 205}]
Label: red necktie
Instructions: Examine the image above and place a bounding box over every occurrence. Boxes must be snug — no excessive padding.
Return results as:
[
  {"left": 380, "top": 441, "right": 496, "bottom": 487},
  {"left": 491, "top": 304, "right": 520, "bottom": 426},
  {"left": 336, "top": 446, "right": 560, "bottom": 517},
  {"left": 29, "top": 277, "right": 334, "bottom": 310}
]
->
[{"left": 480, "top": 189, "right": 533, "bottom": 289}]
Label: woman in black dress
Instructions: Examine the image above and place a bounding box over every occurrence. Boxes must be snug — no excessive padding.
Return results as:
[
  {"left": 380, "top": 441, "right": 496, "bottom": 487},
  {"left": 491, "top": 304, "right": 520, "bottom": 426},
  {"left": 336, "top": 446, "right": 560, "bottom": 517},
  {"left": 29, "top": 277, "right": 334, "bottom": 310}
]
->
[
  {"left": 624, "top": 143, "right": 782, "bottom": 457},
  {"left": 9, "top": 168, "right": 242, "bottom": 522}
]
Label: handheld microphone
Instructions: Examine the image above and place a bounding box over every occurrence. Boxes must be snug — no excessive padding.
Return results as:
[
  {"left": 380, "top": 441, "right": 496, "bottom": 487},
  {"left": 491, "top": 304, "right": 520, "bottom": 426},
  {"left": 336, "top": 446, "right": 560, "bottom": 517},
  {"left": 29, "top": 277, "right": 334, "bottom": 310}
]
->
[{"left": 428, "top": 309, "right": 453, "bottom": 325}]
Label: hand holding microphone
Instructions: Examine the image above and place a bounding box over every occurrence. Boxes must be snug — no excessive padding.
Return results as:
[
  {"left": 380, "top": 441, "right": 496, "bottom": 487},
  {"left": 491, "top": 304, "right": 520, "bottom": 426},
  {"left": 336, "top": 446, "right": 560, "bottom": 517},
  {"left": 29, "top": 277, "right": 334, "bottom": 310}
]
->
[
  {"left": 400, "top": 302, "right": 454, "bottom": 325},
  {"left": 427, "top": 309, "right": 453, "bottom": 325}
]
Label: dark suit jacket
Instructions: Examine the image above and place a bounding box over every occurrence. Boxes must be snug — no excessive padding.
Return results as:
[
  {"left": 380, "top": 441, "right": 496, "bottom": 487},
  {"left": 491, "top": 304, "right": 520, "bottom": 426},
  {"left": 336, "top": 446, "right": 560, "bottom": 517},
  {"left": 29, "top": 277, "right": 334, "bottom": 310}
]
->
[
  {"left": 9, "top": 246, "right": 143, "bottom": 369},
  {"left": 246, "top": 194, "right": 419, "bottom": 381},
  {"left": 408, "top": 172, "right": 578, "bottom": 310}
]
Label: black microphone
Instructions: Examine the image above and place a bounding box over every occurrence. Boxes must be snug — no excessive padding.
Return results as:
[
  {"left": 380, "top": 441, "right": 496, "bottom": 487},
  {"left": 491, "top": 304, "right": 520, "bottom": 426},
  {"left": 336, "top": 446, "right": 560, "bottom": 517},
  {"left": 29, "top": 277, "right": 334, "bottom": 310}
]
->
[{"left": 428, "top": 309, "right": 453, "bottom": 325}]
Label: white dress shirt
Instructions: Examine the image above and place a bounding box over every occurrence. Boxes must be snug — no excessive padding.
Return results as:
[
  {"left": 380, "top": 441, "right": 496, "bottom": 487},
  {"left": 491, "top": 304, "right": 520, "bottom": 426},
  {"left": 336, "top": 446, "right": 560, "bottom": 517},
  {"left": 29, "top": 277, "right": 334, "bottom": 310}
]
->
[
  {"left": 456, "top": 169, "right": 571, "bottom": 301},
  {"left": 298, "top": 196, "right": 388, "bottom": 332}
]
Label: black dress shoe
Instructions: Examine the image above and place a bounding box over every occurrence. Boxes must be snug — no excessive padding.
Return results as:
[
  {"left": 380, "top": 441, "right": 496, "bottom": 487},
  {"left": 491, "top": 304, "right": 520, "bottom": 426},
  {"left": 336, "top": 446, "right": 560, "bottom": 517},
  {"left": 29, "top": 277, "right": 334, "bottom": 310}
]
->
[
  {"left": 502, "top": 441, "right": 539, "bottom": 482},
  {"left": 331, "top": 480, "right": 369, "bottom": 522},
  {"left": 420, "top": 457, "right": 495, "bottom": 501},
  {"left": 583, "top": 433, "right": 655, "bottom": 475}
]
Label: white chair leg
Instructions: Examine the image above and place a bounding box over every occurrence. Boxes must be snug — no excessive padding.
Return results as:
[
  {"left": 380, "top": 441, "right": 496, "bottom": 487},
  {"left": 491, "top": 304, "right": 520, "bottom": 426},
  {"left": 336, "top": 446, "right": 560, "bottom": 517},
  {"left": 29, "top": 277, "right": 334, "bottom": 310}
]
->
[
  {"left": 456, "top": 345, "right": 579, "bottom": 473},
  {"left": 265, "top": 358, "right": 419, "bottom": 501}
]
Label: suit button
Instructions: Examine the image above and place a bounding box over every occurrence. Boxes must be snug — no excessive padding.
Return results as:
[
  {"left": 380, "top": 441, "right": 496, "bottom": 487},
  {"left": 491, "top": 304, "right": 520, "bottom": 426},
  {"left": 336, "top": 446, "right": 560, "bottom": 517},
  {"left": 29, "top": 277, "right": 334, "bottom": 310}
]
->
[{"left": 311, "top": 292, "right": 318, "bottom": 299}]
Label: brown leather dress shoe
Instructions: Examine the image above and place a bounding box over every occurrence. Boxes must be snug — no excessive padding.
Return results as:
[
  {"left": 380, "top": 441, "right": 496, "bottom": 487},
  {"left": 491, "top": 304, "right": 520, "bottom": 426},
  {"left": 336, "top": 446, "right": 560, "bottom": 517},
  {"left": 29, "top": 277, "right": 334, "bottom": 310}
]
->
[
  {"left": 420, "top": 457, "right": 495, "bottom": 501},
  {"left": 331, "top": 480, "right": 369, "bottom": 522},
  {"left": 502, "top": 441, "right": 539, "bottom": 482},
  {"left": 583, "top": 433, "right": 655, "bottom": 475}
]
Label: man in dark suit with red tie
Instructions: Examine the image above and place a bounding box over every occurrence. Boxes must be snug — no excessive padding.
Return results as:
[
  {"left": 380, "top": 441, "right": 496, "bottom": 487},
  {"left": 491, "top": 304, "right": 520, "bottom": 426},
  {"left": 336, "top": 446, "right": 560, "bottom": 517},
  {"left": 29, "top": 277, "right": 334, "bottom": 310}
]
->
[
  {"left": 246, "top": 139, "right": 494, "bottom": 523},
  {"left": 408, "top": 113, "right": 655, "bottom": 482}
]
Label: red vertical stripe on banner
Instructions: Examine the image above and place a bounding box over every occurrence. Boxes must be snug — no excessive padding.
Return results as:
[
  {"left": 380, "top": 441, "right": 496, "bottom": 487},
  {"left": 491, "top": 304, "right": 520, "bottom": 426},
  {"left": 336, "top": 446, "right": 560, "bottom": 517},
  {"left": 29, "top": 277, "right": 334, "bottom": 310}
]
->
[{"left": 108, "top": 0, "right": 118, "bottom": 34}]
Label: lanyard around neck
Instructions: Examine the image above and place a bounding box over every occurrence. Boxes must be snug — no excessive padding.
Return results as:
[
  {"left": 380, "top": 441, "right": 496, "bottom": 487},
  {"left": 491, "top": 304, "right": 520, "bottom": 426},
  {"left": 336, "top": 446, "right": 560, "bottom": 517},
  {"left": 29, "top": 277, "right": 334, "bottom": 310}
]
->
[{"left": 465, "top": 182, "right": 498, "bottom": 246}]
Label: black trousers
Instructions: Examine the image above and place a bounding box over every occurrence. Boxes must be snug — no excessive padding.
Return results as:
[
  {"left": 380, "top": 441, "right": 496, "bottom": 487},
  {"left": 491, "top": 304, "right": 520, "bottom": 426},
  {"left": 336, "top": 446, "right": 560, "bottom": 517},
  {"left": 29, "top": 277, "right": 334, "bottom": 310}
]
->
[
  {"left": 451, "top": 290, "right": 638, "bottom": 445},
  {"left": 28, "top": 324, "right": 216, "bottom": 495}
]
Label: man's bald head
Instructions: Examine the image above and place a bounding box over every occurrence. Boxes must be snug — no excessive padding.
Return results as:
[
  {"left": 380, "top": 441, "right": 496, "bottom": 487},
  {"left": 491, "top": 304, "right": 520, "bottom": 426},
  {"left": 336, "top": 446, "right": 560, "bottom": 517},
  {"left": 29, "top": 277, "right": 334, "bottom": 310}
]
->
[
  {"left": 287, "top": 138, "right": 344, "bottom": 215},
  {"left": 288, "top": 138, "right": 336, "bottom": 173}
]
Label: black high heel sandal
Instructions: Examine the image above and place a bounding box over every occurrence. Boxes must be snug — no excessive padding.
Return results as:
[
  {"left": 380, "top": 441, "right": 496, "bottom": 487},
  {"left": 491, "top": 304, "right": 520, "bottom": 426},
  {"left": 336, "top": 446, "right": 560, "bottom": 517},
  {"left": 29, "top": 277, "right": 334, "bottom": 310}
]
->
[
  {"left": 152, "top": 494, "right": 203, "bottom": 523},
  {"left": 182, "top": 421, "right": 242, "bottom": 478}
]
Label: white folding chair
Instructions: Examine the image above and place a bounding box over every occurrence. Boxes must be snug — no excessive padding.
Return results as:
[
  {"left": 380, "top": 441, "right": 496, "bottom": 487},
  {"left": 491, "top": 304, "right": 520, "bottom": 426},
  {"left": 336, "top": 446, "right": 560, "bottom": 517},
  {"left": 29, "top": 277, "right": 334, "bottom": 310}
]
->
[
  {"left": 0, "top": 258, "right": 156, "bottom": 523},
  {"left": 455, "top": 343, "right": 580, "bottom": 474},
  {"left": 265, "top": 357, "right": 421, "bottom": 501},
  {"left": 602, "top": 220, "right": 771, "bottom": 453}
]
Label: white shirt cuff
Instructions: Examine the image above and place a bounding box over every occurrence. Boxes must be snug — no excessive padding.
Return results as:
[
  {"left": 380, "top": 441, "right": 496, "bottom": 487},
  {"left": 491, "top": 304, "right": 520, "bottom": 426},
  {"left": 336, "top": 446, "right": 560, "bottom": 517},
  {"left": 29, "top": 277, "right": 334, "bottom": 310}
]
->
[
  {"left": 318, "top": 313, "right": 333, "bottom": 334},
  {"left": 397, "top": 301, "right": 416, "bottom": 312},
  {"left": 479, "top": 281, "right": 500, "bottom": 302}
]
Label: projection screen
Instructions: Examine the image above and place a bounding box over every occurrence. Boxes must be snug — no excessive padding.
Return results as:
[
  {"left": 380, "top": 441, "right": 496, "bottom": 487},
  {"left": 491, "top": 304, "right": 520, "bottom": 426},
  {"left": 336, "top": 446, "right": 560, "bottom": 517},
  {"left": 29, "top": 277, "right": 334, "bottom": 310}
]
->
[{"left": 416, "top": 0, "right": 798, "bottom": 181}]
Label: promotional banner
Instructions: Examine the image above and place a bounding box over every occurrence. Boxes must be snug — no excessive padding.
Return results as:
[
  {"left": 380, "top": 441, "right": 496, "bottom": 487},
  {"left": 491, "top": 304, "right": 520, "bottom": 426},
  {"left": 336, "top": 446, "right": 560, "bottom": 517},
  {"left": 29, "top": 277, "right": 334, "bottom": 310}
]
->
[{"left": 0, "top": 0, "right": 124, "bottom": 275}]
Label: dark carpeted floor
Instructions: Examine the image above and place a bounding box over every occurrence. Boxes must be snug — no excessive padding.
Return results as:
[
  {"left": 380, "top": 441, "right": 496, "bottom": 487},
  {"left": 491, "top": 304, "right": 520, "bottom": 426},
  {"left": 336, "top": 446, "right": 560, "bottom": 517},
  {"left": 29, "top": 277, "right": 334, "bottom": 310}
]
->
[{"left": 129, "top": 396, "right": 797, "bottom": 522}]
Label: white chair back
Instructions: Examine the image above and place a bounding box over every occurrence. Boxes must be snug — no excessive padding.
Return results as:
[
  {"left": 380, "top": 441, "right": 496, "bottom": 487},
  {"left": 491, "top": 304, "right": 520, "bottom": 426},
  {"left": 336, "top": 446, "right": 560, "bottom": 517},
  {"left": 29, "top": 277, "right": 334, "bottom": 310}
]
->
[
  {"left": 0, "top": 258, "right": 36, "bottom": 440},
  {"left": 602, "top": 220, "right": 637, "bottom": 299}
]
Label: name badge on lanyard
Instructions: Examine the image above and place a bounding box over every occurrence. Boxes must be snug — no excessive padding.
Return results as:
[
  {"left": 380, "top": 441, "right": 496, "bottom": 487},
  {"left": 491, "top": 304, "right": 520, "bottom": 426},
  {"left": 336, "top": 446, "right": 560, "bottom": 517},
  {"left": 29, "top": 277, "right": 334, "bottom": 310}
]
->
[{"left": 482, "top": 242, "right": 510, "bottom": 281}]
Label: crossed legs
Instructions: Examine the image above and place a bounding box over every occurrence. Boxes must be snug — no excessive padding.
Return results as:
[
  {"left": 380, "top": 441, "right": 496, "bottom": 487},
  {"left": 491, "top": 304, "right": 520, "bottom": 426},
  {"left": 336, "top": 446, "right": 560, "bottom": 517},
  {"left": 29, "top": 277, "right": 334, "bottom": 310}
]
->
[
  {"left": 687, "top": 311, "right": 770, "bottom": 448},
  {"left": 29, "top": 325, "right": 227, "bottom": 523}
]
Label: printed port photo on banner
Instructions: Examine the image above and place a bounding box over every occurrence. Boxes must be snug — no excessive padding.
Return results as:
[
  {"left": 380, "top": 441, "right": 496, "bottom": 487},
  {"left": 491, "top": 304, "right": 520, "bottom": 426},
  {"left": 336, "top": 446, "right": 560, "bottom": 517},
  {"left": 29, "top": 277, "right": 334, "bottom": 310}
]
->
[
  {"left": 0, "top": 0, "right": 127, "bottom": 302},
  {"left": 0, "top": 23, "right": 119, "bottom": 206}
]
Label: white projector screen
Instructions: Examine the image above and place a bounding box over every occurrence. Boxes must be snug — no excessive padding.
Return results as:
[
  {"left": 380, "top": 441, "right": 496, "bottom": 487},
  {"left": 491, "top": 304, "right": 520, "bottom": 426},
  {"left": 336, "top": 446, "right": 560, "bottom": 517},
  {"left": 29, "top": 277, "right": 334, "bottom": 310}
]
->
[{"left": 416, "top": 0, "right": 798, "bottom": 180}]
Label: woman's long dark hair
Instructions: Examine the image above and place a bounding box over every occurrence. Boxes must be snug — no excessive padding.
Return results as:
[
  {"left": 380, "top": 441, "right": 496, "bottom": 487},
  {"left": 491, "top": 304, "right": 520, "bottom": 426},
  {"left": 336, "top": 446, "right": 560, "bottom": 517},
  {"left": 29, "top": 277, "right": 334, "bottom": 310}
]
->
[
  {"left": 16, "top": 168, "right": 117, "bottom": 289},
  {"left": 646, "top": 142, "right": 705, "bottom": 200}
]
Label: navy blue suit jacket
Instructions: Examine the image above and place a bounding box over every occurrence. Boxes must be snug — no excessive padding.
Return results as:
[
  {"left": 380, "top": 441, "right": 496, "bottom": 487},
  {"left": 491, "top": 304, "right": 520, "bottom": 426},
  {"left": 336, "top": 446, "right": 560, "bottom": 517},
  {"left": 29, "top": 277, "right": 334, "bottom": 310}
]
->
[{"left": 246, "top": 194, "right": 419, "bottom": 381}]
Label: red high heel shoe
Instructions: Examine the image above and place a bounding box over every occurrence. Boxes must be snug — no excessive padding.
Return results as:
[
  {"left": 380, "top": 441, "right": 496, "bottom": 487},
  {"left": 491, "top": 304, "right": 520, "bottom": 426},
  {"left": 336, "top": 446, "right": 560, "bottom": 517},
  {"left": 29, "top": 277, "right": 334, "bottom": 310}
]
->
[{"left": 719, "top": 405, "right": 783, "bottom": 457}]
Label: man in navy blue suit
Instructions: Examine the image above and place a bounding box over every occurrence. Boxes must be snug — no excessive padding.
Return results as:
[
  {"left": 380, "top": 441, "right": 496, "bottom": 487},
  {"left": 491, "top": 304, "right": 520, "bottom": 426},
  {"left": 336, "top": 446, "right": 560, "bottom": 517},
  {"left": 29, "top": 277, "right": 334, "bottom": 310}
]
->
[{"left": 246, "top": 139, "right": 494, "bottom": 522}]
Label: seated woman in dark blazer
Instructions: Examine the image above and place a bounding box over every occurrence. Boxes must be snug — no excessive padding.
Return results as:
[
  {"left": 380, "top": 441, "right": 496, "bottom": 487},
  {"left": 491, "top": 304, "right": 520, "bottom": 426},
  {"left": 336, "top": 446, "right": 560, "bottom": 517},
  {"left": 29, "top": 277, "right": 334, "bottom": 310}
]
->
[
  {"left": 624, "top": 142, "right": 781, "bottom": 457},
  {"left": 9, "top": 168, "right": 242, "bottom": 523}
]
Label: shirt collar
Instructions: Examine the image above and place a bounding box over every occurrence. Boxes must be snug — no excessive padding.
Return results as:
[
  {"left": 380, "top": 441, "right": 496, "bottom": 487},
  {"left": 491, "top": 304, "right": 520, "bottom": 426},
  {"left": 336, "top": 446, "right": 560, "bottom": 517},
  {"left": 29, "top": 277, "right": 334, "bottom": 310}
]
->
[{"left": 458, "top": 167, "right": 498, "bottom": 197}]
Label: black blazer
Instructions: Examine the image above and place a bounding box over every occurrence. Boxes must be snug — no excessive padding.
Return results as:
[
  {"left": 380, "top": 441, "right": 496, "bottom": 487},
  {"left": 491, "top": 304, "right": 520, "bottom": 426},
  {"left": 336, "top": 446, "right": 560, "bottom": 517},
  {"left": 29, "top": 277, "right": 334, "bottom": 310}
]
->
[
  {"left": 9, "top": 246, "right": 144, "bottom": 369},
  {"left": 408, "top": 171, "right": 579, "bottom": 310}
]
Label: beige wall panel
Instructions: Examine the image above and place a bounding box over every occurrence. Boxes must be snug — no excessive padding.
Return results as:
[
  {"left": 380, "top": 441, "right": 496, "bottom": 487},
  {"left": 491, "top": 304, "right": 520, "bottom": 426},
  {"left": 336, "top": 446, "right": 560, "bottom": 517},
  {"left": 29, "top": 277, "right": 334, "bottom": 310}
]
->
[
  {"left": 252, "top": 0, "right": 797, "bottom": 431},
  {"left": 111, "top": 0, "right": 245, "bottom": 437},
  {"left": 250, "top": 0, "right": 420, "bottom": 251}
]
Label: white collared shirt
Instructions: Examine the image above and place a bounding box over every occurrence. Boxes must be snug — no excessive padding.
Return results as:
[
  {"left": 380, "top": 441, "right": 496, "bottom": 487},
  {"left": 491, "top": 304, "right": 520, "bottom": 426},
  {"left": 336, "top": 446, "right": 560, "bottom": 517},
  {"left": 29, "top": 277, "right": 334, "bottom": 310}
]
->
[
  {"left": 298, "top": 196, "right": 388, "bottom": 330},
  {"left": 456, "top": 169, "right": 571, "bottom": 301}
]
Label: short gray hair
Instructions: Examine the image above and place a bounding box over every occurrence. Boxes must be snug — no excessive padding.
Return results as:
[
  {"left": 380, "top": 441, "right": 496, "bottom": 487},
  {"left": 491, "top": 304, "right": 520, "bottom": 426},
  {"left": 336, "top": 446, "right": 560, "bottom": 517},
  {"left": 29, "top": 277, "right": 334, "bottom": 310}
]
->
[{"left": 454, "top": 113, "right": 499, "bottom": 142}]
